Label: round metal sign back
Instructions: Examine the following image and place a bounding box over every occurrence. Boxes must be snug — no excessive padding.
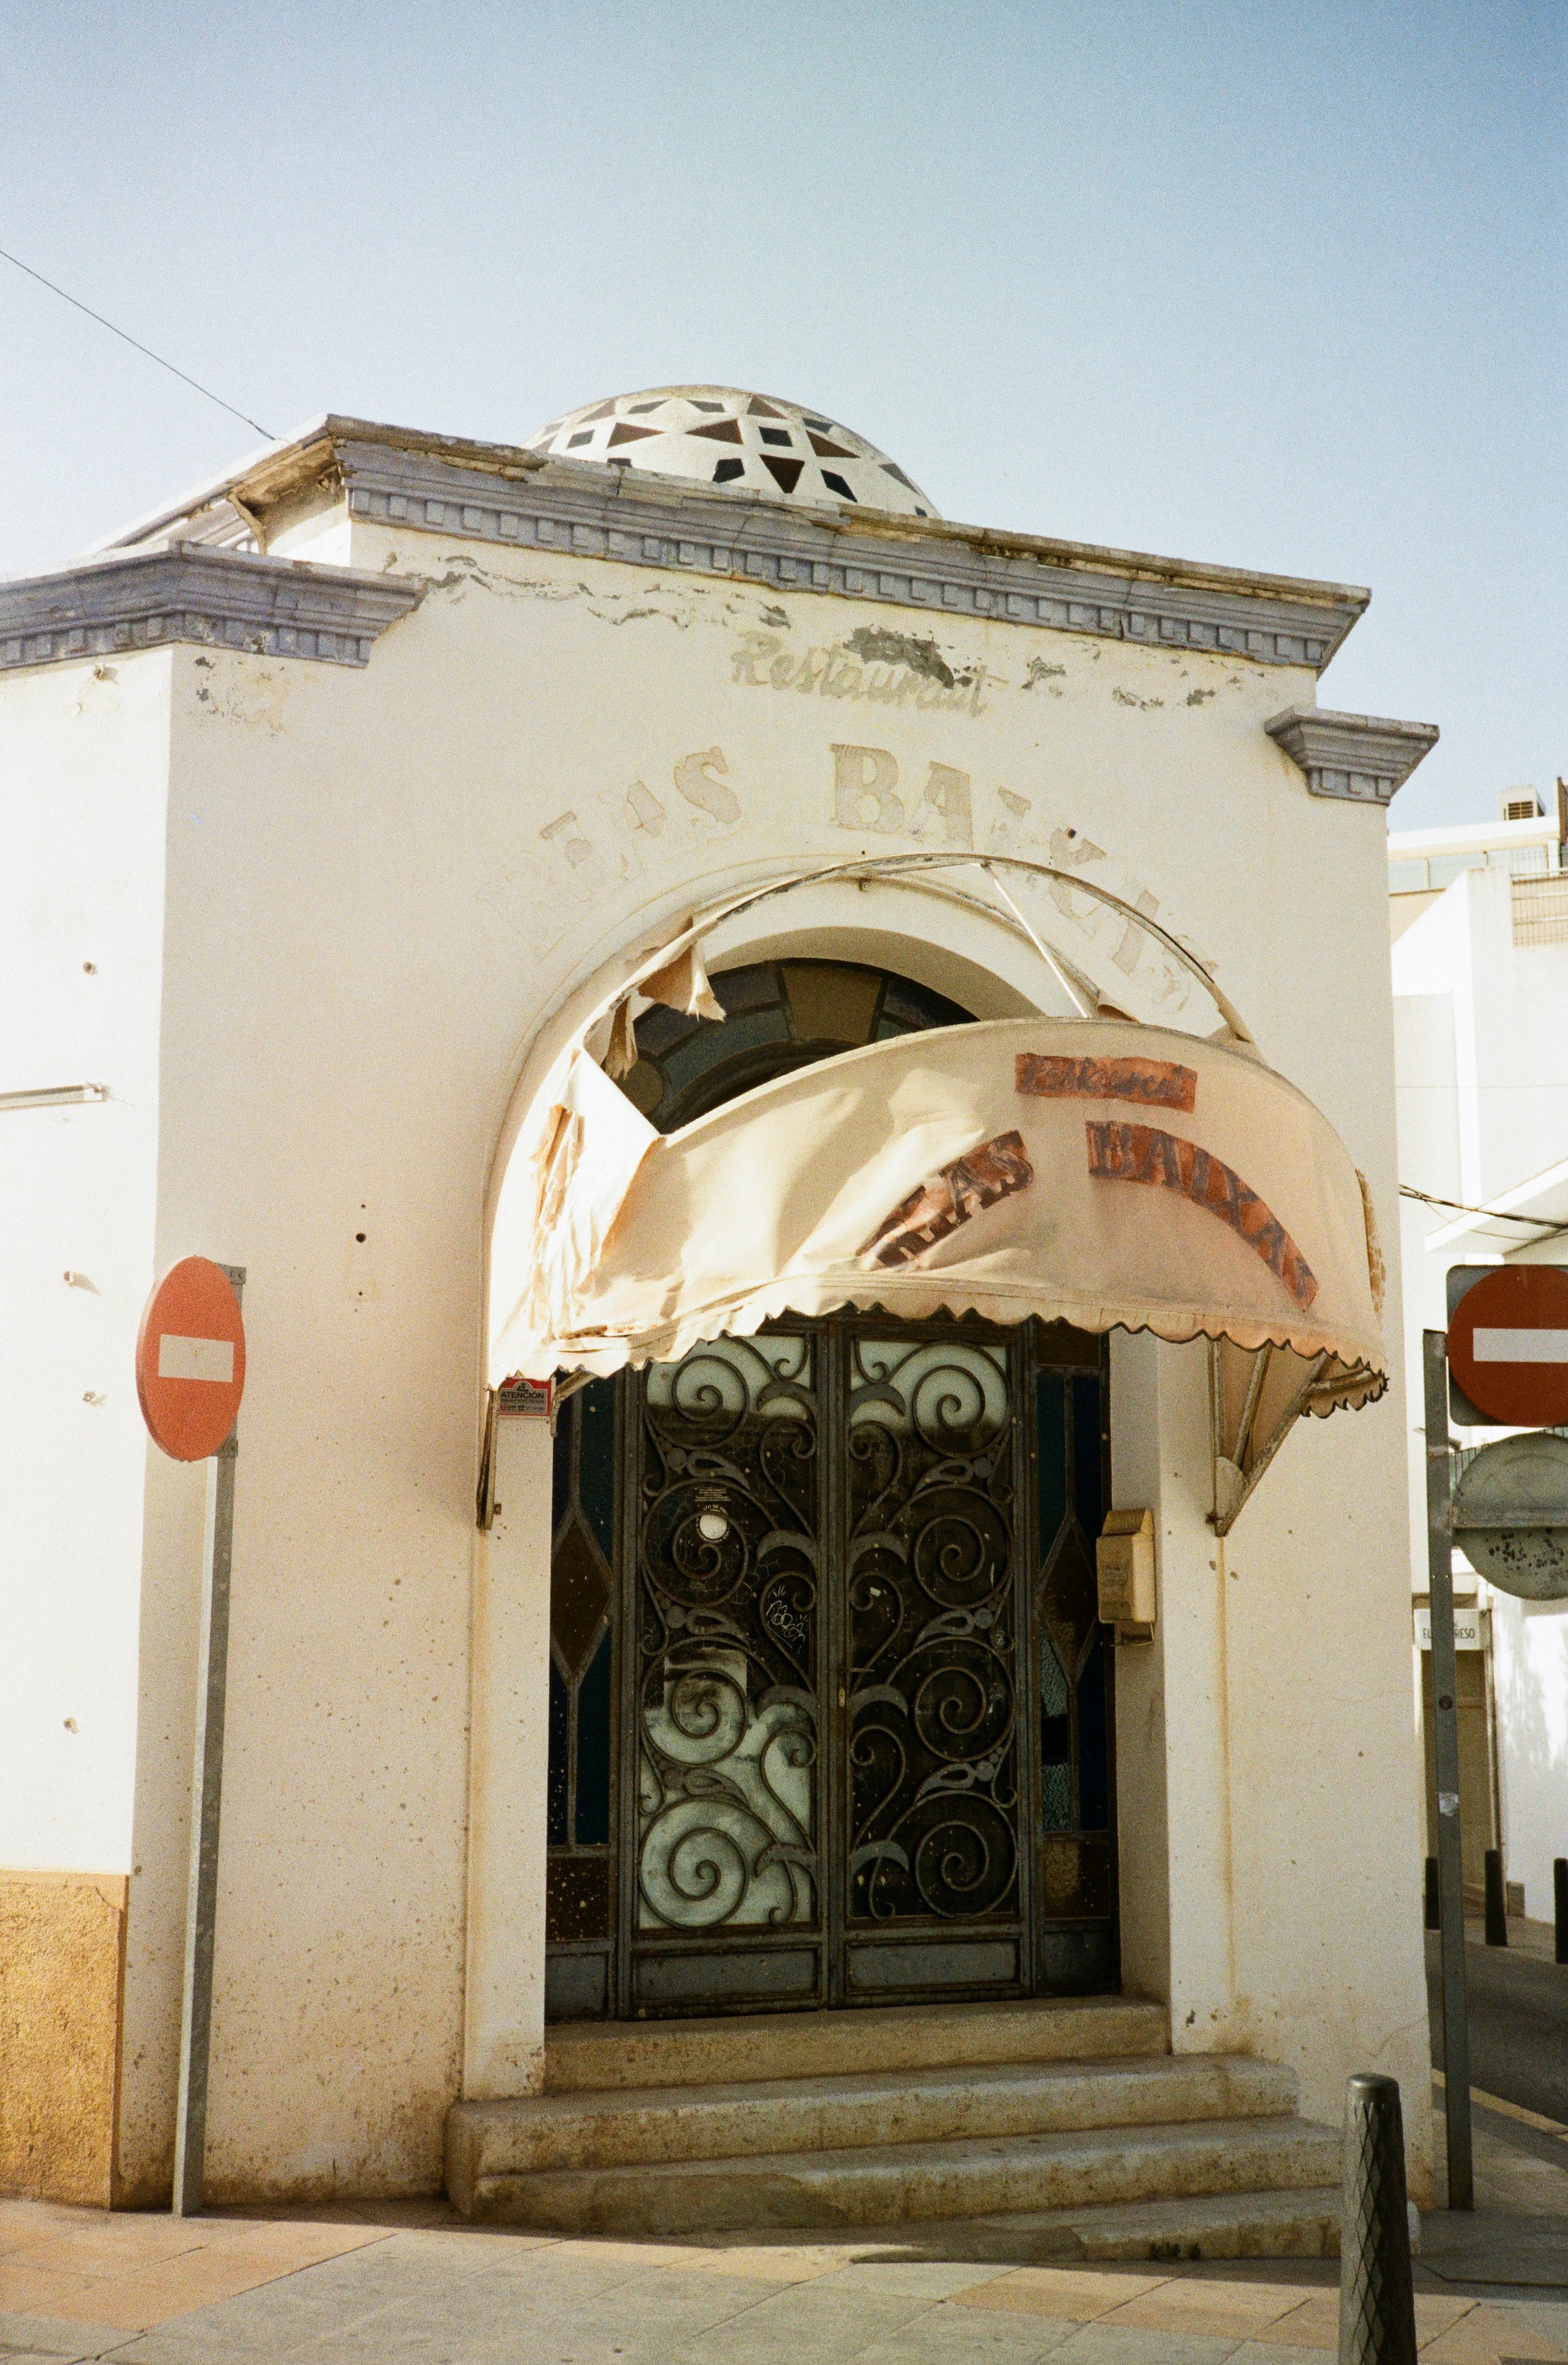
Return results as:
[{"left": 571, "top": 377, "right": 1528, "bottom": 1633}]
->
[
  {"left": 1453, "top": 1431, "right": 1568, "bottom": 1601},
  {"left": 135, "top": 1258, "right": 246, "bottom": 1461},
  {"left": 1449, "top": 1265, "right": 1568, "bottom": 1427}
]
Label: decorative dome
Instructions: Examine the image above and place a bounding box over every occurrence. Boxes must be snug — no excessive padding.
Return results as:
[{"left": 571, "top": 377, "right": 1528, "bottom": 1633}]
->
[{"left": 522, "top": 386, "right": 939, "bottom": 519}]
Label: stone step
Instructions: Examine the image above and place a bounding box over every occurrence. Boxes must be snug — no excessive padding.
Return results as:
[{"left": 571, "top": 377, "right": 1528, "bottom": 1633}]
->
[
  {"left": 458, "top": 2109, "right": 1342, "bottom": 2235},
  {"left": 543, "top": 1994, "right": 1167, "bottom": 2095},
  {"left": 449, "top": 2054, "right": 1296, "bottom": 2193},
  {"left": 675, "top": 2186, "right": 1345, "bottom": 2266},
  {"left": 943, "top": 2184, "right": 1344, "bottom": 2263}
]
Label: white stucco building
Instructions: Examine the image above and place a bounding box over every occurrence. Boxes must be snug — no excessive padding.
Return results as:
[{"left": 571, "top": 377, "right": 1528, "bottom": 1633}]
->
[
  {"left": 3, "top": 386, "right": 1438, "bottom": 2241},
  {"left": 1391, "top": 792, "right": 1568, "bottom": 1920}
]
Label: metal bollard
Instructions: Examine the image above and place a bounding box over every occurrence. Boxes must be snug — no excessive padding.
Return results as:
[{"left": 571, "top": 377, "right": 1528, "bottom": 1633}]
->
[
  {"left": 1484, "top": 1849, "right": 1508, "bottom": 1947},
  {"left": 1424, "top": 1857, "right": 1440, "bottom": 1931},
  {"left": 1555, "top": 1858, "right": 1567, "bottom": 1967},
  {"left": 1339, "top": 2073, "right": 1417, "bottom": 2365}
]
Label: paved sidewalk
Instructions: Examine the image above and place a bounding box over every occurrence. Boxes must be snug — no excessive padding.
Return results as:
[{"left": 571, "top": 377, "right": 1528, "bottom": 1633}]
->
[{"left": 2, "top": 2122, "right": 1567, "bottom": 2365}]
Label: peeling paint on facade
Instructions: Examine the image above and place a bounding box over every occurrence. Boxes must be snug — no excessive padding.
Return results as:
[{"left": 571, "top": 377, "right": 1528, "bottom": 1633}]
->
[{"left": 0, "top": 402, "right": 1439, "bottom": 2209}]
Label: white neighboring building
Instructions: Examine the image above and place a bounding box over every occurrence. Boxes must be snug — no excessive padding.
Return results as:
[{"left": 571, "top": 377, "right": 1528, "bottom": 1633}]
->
[{"left": 1391, "top": 789, "right": 1568, "bottom": 1917}]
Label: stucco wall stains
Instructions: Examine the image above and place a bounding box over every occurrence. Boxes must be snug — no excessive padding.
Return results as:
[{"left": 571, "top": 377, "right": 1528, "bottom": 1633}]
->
[
  {"left": 4, "top": 508, "right": 1428, "bottom": 2208},
  {"left": 0, "top": 1870, "right": 126, "bottom": 2205}
]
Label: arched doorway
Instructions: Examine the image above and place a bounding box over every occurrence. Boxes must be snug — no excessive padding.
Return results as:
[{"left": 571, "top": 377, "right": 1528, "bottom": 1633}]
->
[{"left": 541, "top": 962, "right": 1115, "bottom": 2019}]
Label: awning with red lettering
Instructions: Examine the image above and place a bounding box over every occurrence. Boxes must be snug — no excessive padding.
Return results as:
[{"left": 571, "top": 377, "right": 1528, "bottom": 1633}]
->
[{"left": 490, "top": 1018, "right": 1388, "bottom": 1460}]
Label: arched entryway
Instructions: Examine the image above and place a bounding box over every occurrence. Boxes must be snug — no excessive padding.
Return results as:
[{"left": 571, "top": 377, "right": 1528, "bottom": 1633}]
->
[{"left": 539, "top": 961, "right": 1116, "bottom": 2019}]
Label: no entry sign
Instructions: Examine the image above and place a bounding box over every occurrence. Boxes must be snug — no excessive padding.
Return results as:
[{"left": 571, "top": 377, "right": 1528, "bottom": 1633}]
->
[
  {"left": 1448, "top": 1264, "right": 1568, "bottom": 1427},
  {"left": 136, "top": 1258, "right": 246, "bottom": 1460}
]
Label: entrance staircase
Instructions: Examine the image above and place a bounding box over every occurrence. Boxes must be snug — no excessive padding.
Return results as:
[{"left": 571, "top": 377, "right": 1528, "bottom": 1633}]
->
[{"left": 447, "top": 1997, "right": 1343, "bottom": 2260}]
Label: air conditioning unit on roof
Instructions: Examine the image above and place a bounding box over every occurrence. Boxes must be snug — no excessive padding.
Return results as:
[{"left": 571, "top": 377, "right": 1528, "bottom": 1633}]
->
[{"left": 1502, "top": 789, "right": 1544, "bottom": 822}]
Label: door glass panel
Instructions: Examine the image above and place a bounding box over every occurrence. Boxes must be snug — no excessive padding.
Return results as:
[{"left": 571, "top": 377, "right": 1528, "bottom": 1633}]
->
[
  {"left": 1040, "top": 1639, "right": 1073, "bottom": 1831},
  {"left": 635, "top": 1335, "right": 820, "bottom": 1930},
  {"left": 546, "top": 1379, "right": 618, "bottom": 1968},
  {"left": 1035, "top": 1359, "right": 1115, "bottom": 1932},
  {"left": 845, "top": 1336, "right": 1021, "bottom": 1925}
]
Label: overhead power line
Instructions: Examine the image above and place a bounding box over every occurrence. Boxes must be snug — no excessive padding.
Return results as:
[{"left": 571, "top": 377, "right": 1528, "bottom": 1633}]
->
[
  {"left": 1401, "top": 1182, "right": 1568, "bottom": 1240},
  {"left": 0, "top": 246, "right": 273, "bottom": 439}
]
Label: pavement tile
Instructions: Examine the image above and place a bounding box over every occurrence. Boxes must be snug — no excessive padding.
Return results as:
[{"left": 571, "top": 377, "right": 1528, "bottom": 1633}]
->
[
  {"left": 266, "top": 2328, "right": 536, "bottom": 2365},
  {"left": 83, "top": 2268, "right": 416, "bottom": 2354},
  {"left": 817, "top": 2259, "right": 1017, "bottom": 2302},
  {"left": 1105, "top": 2280, "right": 1318, "bottom": 2340},
  {"left": 462, "top": 2256, "right": 691, "bottom": 2317},
  {"left": 468, "top": 2261, "right": 780, "bottom": 2355},
  {"left": 484, "top": 2265, "right": 782, "bottom": 2339},
  {"left": 546, "top": 2240, "right": 706, "bottom": 2272},
  {"left": 1043, "top": 2323, "right": 1244, "bottom": 2364},
  {"left": 186, "top": 2224, "right": 393, "bottom": 2272},
  {"left": 4, "top": 2236, "right": 401, "bottom": 2335},
  {"left": 1244, "top": 2292, "right": 1480, "bottom": 2352},
  {"left": 659, "top": 2243, "right": 842, "bottom": 2282},
  {"left": 262, "top": 2261, "right": 776, "bottom": 2365},
  {"left": 243, "top": 2199, "right": 462, "bottom": 2232},
  {"left": 1169, "top": 2262, "right": 1338, "bottom": 2292},
  {"left": 0, "top": 2268, "right": 129, "bottom": 2327},
  {"left": 659, "top": 2273, "right": 936, "bottom": 2365},
  {"left": 0, "top": 2228, "right": 208, "bottom": 2280},
  {"left": 1414, "top": 2295, "right": 1483, "bottom": 2339},
  {"left": 954, "top": 2268, "right": 1173, "bottom": 2324},
  {"left": 0, "top": 2308, "right": 125, "bottom": 2362},
  {"left": 377, "top": 2226, "right": 558, "bottom": 2267},
  {"left": 0, "top": 2208, "right": 101, "bottom": 2263},
  {"left": 849, "top": 2298, "right": 1079, "bottom": 2362},
  {"left": 1419, "top": 2302, "right": 1568, "bottom": 2361},
  {"left": 1242, "top": 2295, "right": 1342, "bottom": 2348},
  {"left": 1225, "top": 2349, "right": 1338, "bottom": 2365},
  {"left": 97, "top": 2342, "right": 294, "bottom": 2365}
]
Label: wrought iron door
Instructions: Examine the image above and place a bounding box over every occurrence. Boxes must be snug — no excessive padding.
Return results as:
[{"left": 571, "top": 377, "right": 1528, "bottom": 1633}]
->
[
  {"left": 579, "top": 1312, "right": 1115, "bottom": 2018},
  {"left": 541, "top": 957, "right": 1114, "bottom": 2021}
]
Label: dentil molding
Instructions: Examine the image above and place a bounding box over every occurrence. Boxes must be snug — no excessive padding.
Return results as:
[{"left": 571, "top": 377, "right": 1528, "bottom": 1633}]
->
[
  {"left": 1265, "top": 707, "right": 1439, "bottom": 806},
  {"left": 334, "top": 434, "right": 1366, "bottom": 673},
  {"left": 0, "top": 543, "right": 424, "bottom": 672}
]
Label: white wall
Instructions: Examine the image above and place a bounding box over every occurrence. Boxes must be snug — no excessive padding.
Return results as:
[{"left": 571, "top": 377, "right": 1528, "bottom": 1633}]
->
[
  {"left": 1394, "top": 868, "right": 1568, "bottom": 1210},
  {"left": 1490, "top": 1595, "right": 1568, "bottom": 1916},
  {"left": 0, "top": 653, "right": 172, "bottom": 1875}
]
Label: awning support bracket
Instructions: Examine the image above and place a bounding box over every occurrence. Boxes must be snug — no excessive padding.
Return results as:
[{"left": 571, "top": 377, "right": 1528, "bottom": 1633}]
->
[{"left": 1210, "top": 1340, "right": 1329, "bottom": 1536}]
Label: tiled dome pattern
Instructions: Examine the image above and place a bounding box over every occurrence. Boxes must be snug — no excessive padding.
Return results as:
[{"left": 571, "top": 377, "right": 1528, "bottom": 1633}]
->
[{"left": 522, "top": 386, "right": 939, "bottom": 519}]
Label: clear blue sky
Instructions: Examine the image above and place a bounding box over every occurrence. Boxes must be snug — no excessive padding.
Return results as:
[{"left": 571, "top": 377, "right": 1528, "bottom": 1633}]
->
[{"left": 3, "top": 1, "right": 1560, "bottom": 827}]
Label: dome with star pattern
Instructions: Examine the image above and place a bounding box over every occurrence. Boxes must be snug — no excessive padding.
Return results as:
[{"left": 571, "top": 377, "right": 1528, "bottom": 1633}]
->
[{"left": 522, "top": 386, "right": 939, "bottom": 518}]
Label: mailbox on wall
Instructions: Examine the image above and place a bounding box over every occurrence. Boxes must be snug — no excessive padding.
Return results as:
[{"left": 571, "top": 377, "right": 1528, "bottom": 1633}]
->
[{"left": 1098, "top": 1507, "right": 1157, "bottom": 1636}]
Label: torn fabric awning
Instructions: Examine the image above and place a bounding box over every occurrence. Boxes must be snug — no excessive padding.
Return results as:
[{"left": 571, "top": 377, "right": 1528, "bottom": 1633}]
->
[{"left": 490, "top": 1018, "right": 1387, "bottom": 1423}]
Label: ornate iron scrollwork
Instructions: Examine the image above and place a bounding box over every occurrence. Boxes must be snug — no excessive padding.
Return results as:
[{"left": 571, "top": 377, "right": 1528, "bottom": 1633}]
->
[
  {"left": 633, "top": 1335, "right": 822, "bottom": 1932},
  {"left": 606, "top": 1314, "right": 1115, "bottom": 2015},
  {"left": 845, "top": 1337, "right": 1021, "bottom": 1925}
]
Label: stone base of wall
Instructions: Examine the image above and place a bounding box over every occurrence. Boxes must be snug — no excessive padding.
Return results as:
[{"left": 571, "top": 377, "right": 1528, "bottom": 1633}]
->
[{"left": 0, "top": 1870, "right": 127, "bottom": 2206}]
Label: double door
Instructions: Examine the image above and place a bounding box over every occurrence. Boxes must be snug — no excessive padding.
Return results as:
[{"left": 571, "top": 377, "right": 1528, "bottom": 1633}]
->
[{"left": 544, "top": 1312, "right": 1116, "bottom": 2020}]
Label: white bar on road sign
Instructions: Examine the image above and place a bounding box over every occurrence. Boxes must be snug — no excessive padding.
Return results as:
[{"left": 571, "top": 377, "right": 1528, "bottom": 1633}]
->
[
  {"left": 1472, "top": 1327, "right": 1568, "bottom": 1363},
  {"left": 158, "top": 1334, "right": 236, "bottom": 1383}
]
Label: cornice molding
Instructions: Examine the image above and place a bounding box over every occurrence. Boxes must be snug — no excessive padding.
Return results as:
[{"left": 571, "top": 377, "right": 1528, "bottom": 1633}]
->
[
  {"left": 0, "top": 543, "right": 424, "bottom": 674},
  {"left": 1265, "top": 707, "right": 1439, "bottom": 806},
  {"left": 331, "top": 435, "right": 1365, "bottom": 674}
]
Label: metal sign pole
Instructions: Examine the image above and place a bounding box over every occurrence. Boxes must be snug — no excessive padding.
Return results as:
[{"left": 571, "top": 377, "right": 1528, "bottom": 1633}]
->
[
  {"left": 172, "top": 1263, "right": 244, "bottom": 2218},
  {"left": 1424, "top": 1327, "right": 1473, "bottom": 2211}
]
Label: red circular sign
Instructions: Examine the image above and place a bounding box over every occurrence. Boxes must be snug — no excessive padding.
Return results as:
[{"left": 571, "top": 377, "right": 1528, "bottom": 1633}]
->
[
  {"left": 135, "top": 1258, "right": 246, "bottom": 1460},
  {"left": 1450, "top": 1265, "right": 1568, "bottom": 1427}
]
